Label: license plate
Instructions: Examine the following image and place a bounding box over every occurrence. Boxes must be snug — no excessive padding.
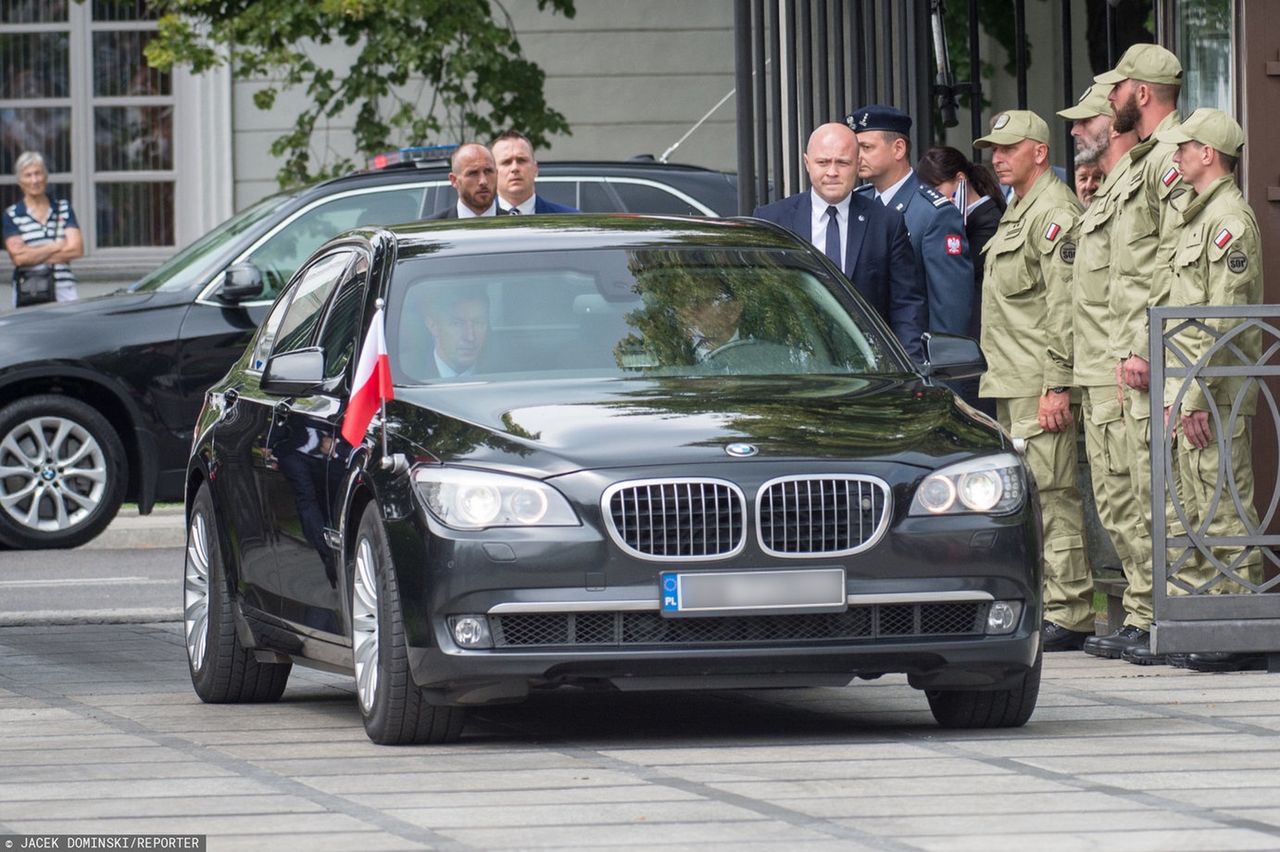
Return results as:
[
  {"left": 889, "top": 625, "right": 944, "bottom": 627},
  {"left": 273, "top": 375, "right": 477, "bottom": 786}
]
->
[{"left": 660, "top": 568, "right": 846, "bottom": 617}]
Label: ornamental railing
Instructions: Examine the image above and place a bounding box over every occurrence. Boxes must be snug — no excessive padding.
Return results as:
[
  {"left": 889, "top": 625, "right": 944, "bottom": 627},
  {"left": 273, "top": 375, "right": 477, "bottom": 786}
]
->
[{"left": 1149, "top": 305, "right": 1280, "bottom": 661}]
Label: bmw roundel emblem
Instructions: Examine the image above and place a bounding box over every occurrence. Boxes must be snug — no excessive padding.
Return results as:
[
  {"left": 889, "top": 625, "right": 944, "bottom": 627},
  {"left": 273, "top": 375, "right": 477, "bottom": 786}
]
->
[{"left": 725, "top": 443, "right": 758, "bottom": 458}]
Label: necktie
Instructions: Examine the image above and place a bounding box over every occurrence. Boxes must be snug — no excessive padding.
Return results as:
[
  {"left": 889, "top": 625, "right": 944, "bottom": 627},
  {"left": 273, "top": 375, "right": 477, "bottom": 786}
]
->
[
  {"left": 824, "top": 205, "right": 841, "bottom": 268},
  {"left": 506, "top": 207, "right": 520, "bottom": 215}
]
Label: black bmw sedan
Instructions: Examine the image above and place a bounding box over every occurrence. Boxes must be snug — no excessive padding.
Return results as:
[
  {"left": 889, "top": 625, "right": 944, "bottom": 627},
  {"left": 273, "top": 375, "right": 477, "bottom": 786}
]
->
[{"left": 184, "top": 215, "right": 1042, "bottom": 744}]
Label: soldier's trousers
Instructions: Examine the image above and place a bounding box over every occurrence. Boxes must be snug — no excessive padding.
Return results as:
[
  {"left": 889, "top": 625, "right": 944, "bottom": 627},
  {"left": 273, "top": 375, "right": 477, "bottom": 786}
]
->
[
  {"left": 1120, "top": 386, "right": 1192, "bottom": 629},
  {"left": 1174, "top": 413, "right": 1262, "bottom": 594},
  {"left": 998, "top": 395, "right": 1094, "bottom": 632},
  {"left": 1082, "top": 385, "right": 1139, "bottom": 585}
]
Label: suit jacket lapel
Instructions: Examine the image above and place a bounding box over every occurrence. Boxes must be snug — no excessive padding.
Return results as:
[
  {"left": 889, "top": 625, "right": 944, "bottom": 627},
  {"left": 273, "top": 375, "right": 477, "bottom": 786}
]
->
[
  {"left": 844, "top": 197, "right": 868, "bottom": 275},
  {"left": 792, "top": 193, "right": 813, "bottom": 243}
]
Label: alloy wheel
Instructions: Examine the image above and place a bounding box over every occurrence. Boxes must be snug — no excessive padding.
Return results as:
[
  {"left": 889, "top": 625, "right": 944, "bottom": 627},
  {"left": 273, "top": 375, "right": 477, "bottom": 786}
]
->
[
  {"left": 184, "top": 510, "right": 211, "bottom": 671},
  {"left": 0, "top": 415, "right": 107, "bottom": 533},
  {"left": 352, "top": 535, "right": 380, "bottom": 713}
]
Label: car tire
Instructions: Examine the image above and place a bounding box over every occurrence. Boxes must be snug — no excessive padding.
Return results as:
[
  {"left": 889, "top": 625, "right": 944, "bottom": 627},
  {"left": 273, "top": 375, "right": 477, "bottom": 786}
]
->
[
  {"left": 351, "top": 501, "right": 465, "bottom": 745},
  {"left": 186, "top": 482, "right": 291, "bottom": 703},
  {"left": 925, "top": 651, "right": 1042, "bottom": 729},
  {"left": 0, "top": 394, "right": 127, "bottom": 549}
]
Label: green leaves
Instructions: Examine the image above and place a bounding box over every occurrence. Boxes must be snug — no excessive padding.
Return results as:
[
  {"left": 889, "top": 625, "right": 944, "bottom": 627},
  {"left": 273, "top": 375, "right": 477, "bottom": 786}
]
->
[{"left": 148, "top": 0, "right": 576, "bottom": 187}]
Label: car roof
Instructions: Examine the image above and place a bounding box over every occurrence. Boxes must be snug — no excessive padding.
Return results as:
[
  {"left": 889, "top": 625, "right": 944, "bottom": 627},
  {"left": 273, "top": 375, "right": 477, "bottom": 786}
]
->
[
  {"left": 308, "top": 158, "right": 734, "bottom": 192},
  {"left": 371, "top": 214, "right": 803, "bottom": 258}
]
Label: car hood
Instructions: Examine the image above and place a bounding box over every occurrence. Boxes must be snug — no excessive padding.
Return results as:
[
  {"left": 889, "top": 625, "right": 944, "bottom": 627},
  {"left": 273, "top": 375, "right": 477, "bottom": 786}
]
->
[
  {"left": 391, "top": 375, "right": 1005, "bottom": 477},
  {"left": 0, "top": 291, "right": 177, "bottom": 359}
]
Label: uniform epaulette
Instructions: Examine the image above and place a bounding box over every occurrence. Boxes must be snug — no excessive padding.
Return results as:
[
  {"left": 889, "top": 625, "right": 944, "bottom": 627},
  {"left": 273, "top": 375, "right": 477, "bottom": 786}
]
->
[{"left": 918, "top": 184, "right": 950, "bottom": 208}]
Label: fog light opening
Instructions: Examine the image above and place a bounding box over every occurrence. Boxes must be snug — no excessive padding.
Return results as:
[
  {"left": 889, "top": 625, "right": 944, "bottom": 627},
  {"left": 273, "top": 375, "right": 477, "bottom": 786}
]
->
[
  {"left": 986, "top": 601, "right": 1020, "bottom": 635},
  {"left": 451, "top": 615, "right": 493, "bottom": 648}
]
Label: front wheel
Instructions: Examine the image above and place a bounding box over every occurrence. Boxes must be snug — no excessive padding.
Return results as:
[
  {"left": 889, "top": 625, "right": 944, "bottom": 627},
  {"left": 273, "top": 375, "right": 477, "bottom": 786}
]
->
[
  {"left": 185, "top": 482, "right": 291, "bottom": 703},
  {"left": 925, "top": 652, "right": 1042, "bottom": 729},
  {"left": 0, "top": 394, "right": 126, "bottom": 549},
  {"left": 351, "top": 501, "right": 465, "bottom": 745}
]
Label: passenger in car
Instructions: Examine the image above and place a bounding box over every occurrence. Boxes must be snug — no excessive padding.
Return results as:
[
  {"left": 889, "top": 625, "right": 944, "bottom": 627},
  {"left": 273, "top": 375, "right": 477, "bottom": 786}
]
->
[{"left": 421, "top": 287, "right": 492, "bottom": 378}]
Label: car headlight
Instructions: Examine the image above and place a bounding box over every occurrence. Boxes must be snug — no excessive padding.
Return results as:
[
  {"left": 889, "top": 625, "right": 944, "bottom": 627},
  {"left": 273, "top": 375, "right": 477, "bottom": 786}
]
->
[
  {"left": 909, "top": 452, "right": 1025, "bottom": 516},
  {"left": 413, "top": 467, "right": 579, "bottom": 530}
]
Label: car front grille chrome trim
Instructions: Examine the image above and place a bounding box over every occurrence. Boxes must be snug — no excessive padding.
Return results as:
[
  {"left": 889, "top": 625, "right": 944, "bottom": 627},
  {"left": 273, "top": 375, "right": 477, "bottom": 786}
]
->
[
  {"left": 602, "top": 478, "right": 747, "bottom": 561},
  {"left": 485, "top": 591, "right": 993, "bottom": 615},
  {"left": 755, "top": 474, "right": 892, "bottom": 558}
]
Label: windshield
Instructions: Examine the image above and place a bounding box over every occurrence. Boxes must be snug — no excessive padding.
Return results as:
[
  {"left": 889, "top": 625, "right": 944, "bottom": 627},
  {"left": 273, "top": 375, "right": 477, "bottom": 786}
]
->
[
  {"left": 129, "top": 192, "right": 295, "bottom": 293},
  {"left": 386, "top": 247, "right": 905, "bottom": 384}
]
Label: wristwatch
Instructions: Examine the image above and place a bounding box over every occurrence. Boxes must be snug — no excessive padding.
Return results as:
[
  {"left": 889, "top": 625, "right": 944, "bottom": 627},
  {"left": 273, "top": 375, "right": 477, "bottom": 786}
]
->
[{"left": 1047, "top": 386, "right": 1069, "bottom": 394}]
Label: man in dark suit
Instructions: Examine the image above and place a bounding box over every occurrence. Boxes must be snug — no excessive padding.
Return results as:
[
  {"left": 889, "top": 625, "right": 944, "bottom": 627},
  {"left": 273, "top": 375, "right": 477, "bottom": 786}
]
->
[
  {"left": 427, "top": 143, "right": 503, "bottom": 219},
  {"left": 752, "top": 122, "right": 926, "bottom": 361},
  {"left": 491, "top": 130, "right": 579, "bottom": 214}
]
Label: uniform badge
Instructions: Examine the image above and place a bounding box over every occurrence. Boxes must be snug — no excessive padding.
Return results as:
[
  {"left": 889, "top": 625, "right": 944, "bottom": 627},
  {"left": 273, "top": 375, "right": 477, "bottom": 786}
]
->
[
  {"left": 1161, "top": 166, "right": 1181, "bottom": 187},
  {"left": 1227, "top": 250, "right": 1249, "bottom": 274},
  {"left": 1043, "top": 222, "right": 1062, "bottom": 242},
  {"left": 1213, "top": 228, "right": 1233, "bottom": 249},
  {"left": 993, "top": 113, "right": 1010, "bottom": 129},
  {"left": 1060, "top": 242, "right": 1076, "bottom": 264},
  {"left": 945, "top": 234, "right": 963, "bottom": 256}
]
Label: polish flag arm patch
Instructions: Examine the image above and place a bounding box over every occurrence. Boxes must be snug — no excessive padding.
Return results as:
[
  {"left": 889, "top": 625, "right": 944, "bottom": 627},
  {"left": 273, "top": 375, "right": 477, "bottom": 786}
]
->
[
  {"left": 1162, "top": 166, "right": 1181, "bottom": 187},
  {"left": 1214, "top": 228, "right": 1233, "bottom": 249},
  {"left": 1043, "top": 222, "right": 1061, "bottom": 242}
]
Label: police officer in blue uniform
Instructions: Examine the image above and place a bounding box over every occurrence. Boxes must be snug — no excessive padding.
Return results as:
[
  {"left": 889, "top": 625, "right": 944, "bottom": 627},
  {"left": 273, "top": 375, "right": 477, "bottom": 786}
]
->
[{"left": 848, "top": 105, "right": 975, "bottom": 339}]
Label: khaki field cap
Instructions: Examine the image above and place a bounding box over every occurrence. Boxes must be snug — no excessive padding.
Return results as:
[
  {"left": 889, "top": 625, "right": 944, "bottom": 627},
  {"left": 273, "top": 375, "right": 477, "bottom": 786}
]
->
[
  {"left": 1155, "top": 107, "right": 1245, "bottom": 156},
  {"left": 1094, "top": 43, "right": 1182, "bottom": 86},
  {"left": 1057, "top": 83, "right": 1113, "bottom": 120},
  {"left": 974, "top": 110, "right": 1051, "bottom": 148}
]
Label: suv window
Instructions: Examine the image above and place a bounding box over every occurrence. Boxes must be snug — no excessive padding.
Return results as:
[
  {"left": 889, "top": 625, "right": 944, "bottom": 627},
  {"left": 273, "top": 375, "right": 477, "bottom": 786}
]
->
[
  {"left": 610, "top": 180, "right": 706, "bottom": 215},
  {"left": 269, "top": 250, "right": 354, "bottom": 358},
  {"left": 245, "top": 188, "right": 423, "bottom": 301}
]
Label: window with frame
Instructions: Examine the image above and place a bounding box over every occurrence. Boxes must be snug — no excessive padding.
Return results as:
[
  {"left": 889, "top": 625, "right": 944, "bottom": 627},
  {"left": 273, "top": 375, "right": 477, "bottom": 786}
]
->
[{"left": 0, "top": 0, "right": 174, "bottom": 250}]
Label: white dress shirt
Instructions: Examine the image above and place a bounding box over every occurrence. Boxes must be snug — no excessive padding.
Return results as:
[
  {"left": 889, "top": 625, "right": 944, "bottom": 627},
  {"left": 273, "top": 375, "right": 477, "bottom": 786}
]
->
[
  {"left": 875, "top": 169, "right": 915, "bottom": 207},
  {"left": 499, "top": 195, "right": 537, "bottom": 215},
  {"left": 808, "top": 189, "right": 851, "bottom": 268},
  {"left": 456, "top": 199, "right": 498, "bottom": 218}
]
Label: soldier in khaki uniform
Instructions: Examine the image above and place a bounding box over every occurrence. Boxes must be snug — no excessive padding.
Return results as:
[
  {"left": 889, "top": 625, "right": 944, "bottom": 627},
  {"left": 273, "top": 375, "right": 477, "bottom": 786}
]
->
[
  {"left": 1056, "top": 85, "right": 1141, "bottom": 651},
  {"left": 1083, "top": 44, "right": 1185, "bottom": 664},
  {"left": 974, "top": 111, "right": 1092, "bottom": 647},
  {"left": 1157, "top": 110, "right": 1266, "bottom": 673}
]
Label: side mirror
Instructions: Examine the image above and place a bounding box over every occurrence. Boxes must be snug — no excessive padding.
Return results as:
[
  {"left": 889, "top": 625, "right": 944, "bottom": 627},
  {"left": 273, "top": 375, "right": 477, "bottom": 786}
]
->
[
  {"left": 221, "top": 262, "right": 264, "bottom": 302},
  {"left": 261, "top": 347, "right": 325, "bottom": 396},
  {"left": 920, "top": 333, "right": 986, "bottom": 381}
]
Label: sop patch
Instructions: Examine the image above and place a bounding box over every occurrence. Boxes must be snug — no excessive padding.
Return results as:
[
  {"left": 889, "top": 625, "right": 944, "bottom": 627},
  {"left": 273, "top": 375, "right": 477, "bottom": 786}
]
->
[
  {"left": 1227, "top": 250, "right": 1249, "bottom": 274},
  {"left": 1060, "top": 241, "right": 1076, "bottom": 264}
]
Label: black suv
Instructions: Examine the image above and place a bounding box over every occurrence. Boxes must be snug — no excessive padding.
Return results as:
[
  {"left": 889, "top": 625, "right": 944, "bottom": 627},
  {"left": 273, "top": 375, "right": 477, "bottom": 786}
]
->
[{"left": 0, "top": 159, "right": 738, "bottom": 548}]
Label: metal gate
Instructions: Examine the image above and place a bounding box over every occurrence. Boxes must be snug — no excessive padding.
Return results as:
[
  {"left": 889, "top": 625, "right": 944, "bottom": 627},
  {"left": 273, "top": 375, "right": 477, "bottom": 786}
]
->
[{"left": 1149, "top": 305, "right": 1280, "bottom": 667}]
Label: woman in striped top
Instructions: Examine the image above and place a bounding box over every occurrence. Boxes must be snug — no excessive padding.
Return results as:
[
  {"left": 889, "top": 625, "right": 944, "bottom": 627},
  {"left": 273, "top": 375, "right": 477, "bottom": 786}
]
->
[{"left": 3, "top": 151, "right": 82, "bottom": 305}]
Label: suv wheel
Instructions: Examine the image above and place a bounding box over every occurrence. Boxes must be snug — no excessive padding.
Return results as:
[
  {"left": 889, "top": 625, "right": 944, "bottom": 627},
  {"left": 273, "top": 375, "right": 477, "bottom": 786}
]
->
[{"left": 0, "top": 395, "right": 126, "bottom": 549}]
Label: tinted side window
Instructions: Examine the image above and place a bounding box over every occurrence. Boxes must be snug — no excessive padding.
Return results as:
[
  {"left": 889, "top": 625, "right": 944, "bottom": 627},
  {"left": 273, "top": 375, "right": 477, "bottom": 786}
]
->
[
  {"left": 317, "top": 255, "right": 369, "bottom": 379},
  {"left": 271, "top": 251, "right": 354, "bottom": 357},
  {"left": 609, "top": 181, "right": 704, "bottom": 215},
  {"left": 246, "top": 188, "right": 423, "bottom": 300},
  {"left": 578, "top": 179, "right": 620, "bottom": 213}
]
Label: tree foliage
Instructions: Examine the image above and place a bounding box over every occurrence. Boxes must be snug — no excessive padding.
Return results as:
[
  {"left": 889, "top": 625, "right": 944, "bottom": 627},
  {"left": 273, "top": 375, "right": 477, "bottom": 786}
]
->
[{"left": 145, "top": 0, "right": 576, "bottom": 187}]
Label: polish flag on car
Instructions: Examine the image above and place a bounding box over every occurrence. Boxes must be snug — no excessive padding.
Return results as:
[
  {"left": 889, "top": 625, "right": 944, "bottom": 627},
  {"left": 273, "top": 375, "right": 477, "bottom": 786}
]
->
[{"left": 341, "top": 306, "right": 394, "bottom": 446}]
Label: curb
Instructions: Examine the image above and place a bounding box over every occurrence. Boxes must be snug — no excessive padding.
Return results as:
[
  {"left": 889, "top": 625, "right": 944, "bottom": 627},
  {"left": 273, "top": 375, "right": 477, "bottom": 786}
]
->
[{"left": 0, "top": 608, "right": 180, "bottom": 627}]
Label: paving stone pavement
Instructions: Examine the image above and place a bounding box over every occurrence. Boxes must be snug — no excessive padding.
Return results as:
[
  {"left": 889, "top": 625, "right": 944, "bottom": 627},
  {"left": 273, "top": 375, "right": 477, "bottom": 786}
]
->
[{"left": 1, "top": 622, "right": 1280, "bottom": 851}]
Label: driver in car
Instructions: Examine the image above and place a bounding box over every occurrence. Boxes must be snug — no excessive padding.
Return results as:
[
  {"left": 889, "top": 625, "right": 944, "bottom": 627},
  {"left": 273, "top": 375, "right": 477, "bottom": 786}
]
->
[{"left": 679, "top": 285, "right": 745, "bottom": 363}]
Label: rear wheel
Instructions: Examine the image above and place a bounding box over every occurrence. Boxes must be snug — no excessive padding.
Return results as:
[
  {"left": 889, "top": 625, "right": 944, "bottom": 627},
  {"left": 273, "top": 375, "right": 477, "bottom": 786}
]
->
[
  {"left": 186, "top": 482, "right": 291, "bottom": 703},
  {"left": 0, "top": 395, "right": 126, "bottom": 549},
  {"left": 926, "top": 652, "right": 1042, "bottom": 729},
  {"left": 351, "top": 501, "right": 465, "bottom": 745}
]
